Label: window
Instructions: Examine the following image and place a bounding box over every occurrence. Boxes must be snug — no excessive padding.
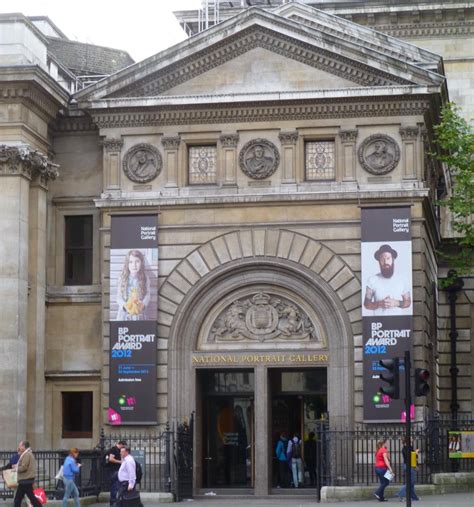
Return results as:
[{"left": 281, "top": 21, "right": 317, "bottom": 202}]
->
[
  {"left": 62, "top": 392, "right": 93, "bottom": 438},
  {"left": 65, "top": 215, "right": 93, "bottom": 285},
  {"left": 188, "top": 145, "right": 217, "bottom": 184},
  {"left": 305, "top": 141, "right": 335, "bottom": 180}
]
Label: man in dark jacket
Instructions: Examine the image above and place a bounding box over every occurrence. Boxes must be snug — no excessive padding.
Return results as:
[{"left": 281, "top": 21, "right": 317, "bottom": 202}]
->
[{"left": 304, "top": 432, "right": 317, "bottom": 486}]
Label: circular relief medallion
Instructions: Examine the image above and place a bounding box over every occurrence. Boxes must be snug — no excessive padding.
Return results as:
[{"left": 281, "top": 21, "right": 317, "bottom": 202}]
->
[
  {"left": 123, "top": 144, "right": 162, "bottom": 183},
  {"left": 239, "top": 138, "right": 280, "bottom": 179},
  {"left": 358, "top": 134, "right": 400, "bottom": 175}
]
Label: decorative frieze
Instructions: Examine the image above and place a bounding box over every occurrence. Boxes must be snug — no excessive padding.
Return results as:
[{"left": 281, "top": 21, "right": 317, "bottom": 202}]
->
[
  {"left": 92, "top": 98, "right": 431, "bottom": 129},
  {"left": 0, "top": 144, "right": 59, "bottom": 182},
  {"left": 278, "top": 131, "right": 299, "bottom": 146}
]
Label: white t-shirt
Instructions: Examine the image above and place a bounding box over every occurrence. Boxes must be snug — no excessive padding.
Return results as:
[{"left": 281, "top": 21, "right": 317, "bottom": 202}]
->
[{"left": 365, "top": 273, "right": 411, "bottom": 316}]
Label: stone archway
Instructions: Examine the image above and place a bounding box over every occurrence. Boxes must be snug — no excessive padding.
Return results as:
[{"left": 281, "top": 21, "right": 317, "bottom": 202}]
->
[{"left": 159, "top": 228, "right": 361, "bottom": 425}]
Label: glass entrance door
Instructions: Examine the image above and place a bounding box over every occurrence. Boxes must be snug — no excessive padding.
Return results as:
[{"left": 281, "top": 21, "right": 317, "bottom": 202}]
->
[{"left": 201, "top": 370, "right": 254, "bottom": 488}]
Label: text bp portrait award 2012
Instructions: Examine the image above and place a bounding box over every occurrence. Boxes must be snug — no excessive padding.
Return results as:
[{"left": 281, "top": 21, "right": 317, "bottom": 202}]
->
[{"left": 108, "top": 215, "right": 158, "bottom": 425}]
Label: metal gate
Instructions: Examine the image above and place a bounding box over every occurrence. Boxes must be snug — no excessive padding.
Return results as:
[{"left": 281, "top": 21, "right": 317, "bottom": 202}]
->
[{"left": 174, "top": 414, "right": 194, "bottom": 501}]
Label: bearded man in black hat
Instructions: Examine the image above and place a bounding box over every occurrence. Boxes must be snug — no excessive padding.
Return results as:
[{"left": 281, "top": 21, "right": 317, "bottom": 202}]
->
[{"left": 363, "top": 244, "right": 411, "bottom": 315}]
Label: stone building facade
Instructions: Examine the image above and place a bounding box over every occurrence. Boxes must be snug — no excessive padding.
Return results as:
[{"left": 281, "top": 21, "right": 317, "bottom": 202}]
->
[{"left": 0, "top": 2, "right": 473, "bottom": 495}]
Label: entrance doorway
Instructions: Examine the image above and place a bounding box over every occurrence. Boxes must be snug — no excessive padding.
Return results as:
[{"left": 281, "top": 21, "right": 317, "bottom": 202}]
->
[
  {"left": 270, "top": 368, "right": 327, "bottom": 488},
  {"left": 200, "top": 370, "right": 254, "bottom": 488}
]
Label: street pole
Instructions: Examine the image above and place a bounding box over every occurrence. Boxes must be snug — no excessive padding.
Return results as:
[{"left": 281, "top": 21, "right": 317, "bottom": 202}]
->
[{"left": 405, "top": 350, "right": 412, "bottom": 507}]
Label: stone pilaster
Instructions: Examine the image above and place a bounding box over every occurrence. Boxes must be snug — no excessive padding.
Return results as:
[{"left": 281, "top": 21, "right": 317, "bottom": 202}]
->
[
  {"left": 254, "top": 365, "right": 270, "bottom": 495},
  {"left": 219, "top": 134, "right": 239, "bottom": 186},
  {"left": 278, "top": 131, "right": 298, "bottom": 184},
  {"left": 0, "top": 145, "right": 58, "bottom": 449},
  {"left": 101, "top": 138, "right": 123, "bottom": 192},
  {"left": 161, "top": 136, "right": 181, "bottom": 188},
  {"left": 399, "top": 126, "right": 419, "bottom": 180},
  {"left": 339, "top": 129, "right": 358, "bottom": 181}
]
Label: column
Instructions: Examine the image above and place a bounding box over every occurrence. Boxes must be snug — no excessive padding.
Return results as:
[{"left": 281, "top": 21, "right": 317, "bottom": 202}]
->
[
  {"left": 0, "top": 145, "right": 58, "bottom": 449},
  {"left": 339, "top": 129, "right": 358, "bottom": 181},
  {"left": 101, "top": 137, "right": 123, "bottom": 193},
  {"left": 219, "top": 133, "right": 239, "bottom": 186},
  {"left": 254, "top": 365, "right": 270, "bottom": 495},
  {"left": 400, "top": 126, "right": 419, "bottom": 180},
  {"left": 278, "top": 131, "right": 298, "bottom": 184},
  {"left": 161, "top": 136, "right": 181, "bottom": 188}
]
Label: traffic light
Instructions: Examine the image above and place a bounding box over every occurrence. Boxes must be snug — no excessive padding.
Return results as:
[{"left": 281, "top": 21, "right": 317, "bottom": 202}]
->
[
  {"left": 415, "top": 368, "right": 430, "bottom": 396},
  {"left": 379, "top": 358, "right": 400, "bottom": 399}
]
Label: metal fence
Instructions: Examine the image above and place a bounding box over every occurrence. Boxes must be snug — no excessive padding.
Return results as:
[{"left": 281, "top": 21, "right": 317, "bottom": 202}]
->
[
  {"left": 1, "top": 415, "right": 472, "bottom": 501},
  {"left": 316, "top": 415, "right": 474, "bottom": 488}
]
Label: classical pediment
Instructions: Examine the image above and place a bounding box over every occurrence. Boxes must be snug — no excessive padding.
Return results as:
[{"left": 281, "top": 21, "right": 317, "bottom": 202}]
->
[{"left": 75, "top": 6, "right": 444, "bottom": 105}]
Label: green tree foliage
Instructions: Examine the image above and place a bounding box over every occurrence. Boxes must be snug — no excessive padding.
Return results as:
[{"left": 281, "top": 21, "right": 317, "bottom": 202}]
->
[{"left": 433, "top": 103, "right": 474, "bottom": 280}]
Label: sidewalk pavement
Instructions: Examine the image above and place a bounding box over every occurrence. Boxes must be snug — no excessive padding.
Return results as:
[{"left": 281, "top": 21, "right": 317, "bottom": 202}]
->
[{"left": 87, "top": 491, "right": 474, "bottom": 507}]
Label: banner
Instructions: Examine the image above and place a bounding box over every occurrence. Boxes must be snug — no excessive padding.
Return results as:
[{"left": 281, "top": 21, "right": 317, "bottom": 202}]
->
[
  {"left": 108, "top": 215, "right": 158, "bottom": 425},
  {"left": 448, "top": 431, "right": 474, "bottom": 458},
  {"left": 361, "top": 207, "right": 413, "bottom": 421}
]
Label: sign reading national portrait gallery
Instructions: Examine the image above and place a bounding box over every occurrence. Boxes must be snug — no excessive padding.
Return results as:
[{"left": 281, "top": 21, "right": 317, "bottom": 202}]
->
[
  {"left": 108, "top": 215, "right": 158, "bottom": 425},
  {"left": 361, "top": 207, "right": 413, "bottom": 422}
]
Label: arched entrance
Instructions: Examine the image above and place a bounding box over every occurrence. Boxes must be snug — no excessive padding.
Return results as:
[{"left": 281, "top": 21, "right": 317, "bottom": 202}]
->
[{"left": 163, "top": 230, "right": 358, "bottom": 495}]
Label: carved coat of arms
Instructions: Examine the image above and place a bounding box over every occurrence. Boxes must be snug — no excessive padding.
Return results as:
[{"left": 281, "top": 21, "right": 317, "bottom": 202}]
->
[{"left": 210, "top": 292, "right": 318, "bottom": 343}]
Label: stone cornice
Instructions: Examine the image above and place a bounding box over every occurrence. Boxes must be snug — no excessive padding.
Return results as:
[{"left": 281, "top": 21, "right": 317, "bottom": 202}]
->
[
  {"left": 53, "top": 115, "right": 98, "bottom": 133},
  {"left": 89, "top": 95, "right": 432, "bottom": 129},
  {"left": 107, "top": 26, "right": 411, "bottom": 100},
  {"left": 0, "top": 144, "right": 59, "bottom": 182},
  {"left": 94, "top": 185, "right": 430, "bottom": 209},
  {"left": 375, "top": 20, "right": 474, "bottom": 39}
]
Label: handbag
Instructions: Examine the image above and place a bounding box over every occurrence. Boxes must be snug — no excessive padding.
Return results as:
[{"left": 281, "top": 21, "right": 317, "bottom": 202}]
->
[
  {"left": 2, "top": 468, "right": 18, "bottom": 488},
  {"left": 384, "top": 470, "right": 394, "bottom": 481},
  {"left": 33, "top": 488, "right": 48, "bottom": 505},
  {"left": 55, "top": 466, "right": 64, "bottom": 481}
]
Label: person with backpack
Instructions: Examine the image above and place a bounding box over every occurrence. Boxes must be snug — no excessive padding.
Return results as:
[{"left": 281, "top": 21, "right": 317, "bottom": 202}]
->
[
  {"left": 287, "top": 434, "right": 304, "bottom": 488},
  {"left": 275, "top": 433, "right": 290, "bottom": 488}
]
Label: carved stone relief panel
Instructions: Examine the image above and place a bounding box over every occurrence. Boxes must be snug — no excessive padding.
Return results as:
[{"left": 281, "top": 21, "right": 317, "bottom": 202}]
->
[
  {"left": 123, "top": 143, "right": 162, "bottom": 183},
  {"left": 357, "top": 134, "right": 400, "bottom": 175},
  {"left": 239, "top": 139, "right": 280, "bottom": 179},
  {"left": 197, "top": 285, "right": 327, "bottom": 351}
]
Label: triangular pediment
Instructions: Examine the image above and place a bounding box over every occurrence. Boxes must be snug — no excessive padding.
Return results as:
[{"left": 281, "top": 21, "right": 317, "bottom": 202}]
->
[{"left": 75, "top": 5, "right": 444, "bottom": 104}]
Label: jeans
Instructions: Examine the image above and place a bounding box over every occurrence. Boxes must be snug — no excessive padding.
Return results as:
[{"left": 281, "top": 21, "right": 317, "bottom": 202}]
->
[
  {"left": 277, "top": 460, "right": 290, "bottom": 487},
  {"left": 62, "top": 477, "right": 80, "bottom": 507},
  {"left": 374, "top": 467, "right": 390, "bottom": 500},
  {"left": 108, "top": 471, "right": 119, "bottom": 506},
  {"left": 291, "top": 458, "right": 304, "bottom": 487},
  {"left": 398, "top": 465, "right": 419, "bottom": 500},
  {"left": 13, "top": 481, "right": 42, "bottom": 507}
]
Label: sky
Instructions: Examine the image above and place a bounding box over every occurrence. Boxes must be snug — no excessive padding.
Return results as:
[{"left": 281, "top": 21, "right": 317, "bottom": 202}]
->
[{"left": 0, "top": 0, "right": 202, "bottom": 62}]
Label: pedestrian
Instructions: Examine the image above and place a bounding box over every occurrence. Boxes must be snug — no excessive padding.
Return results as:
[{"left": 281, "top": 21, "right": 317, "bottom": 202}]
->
[
  {"left": 304, "top": 431, "right": 317, "bottom": 486},
  {"left": 275, "top": 433, "right": 290, "bottom": 488},
  {"left": 12, "top": 441, "right": 42, "bottom": 507},
  {"left": 397, "top": 438, "right": 420, "bottom": 502},
  {"left": 62, "top": 448, "right": 81, "bottom": 507},
  {"left": 287, "top": 434, "right": 304, "bottom": 488},
  {"left": 373, "top": 438, "right": 394, "bottom": 502},
  {"left": 105, "top": 440, "right": 127, "bottom": 507},
  {"left": 117, "top": 446, "right": 136, "bottom": 505},
  {"left": 1, "top": 446, "right": 20, "bottom": 471}
]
